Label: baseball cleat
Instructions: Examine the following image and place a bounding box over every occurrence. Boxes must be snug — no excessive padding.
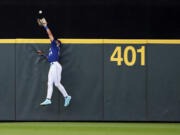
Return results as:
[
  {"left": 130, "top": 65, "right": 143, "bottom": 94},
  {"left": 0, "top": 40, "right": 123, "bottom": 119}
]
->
[
  {"left": 64, "top": 96, "right": 71, "bottom": 107},
  {"left": 40, "top": 99, "right": 52, "bottom": 106}
]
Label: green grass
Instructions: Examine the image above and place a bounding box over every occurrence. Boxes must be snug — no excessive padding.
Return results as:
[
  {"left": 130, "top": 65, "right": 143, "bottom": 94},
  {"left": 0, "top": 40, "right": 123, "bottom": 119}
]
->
[{"left": 0, "top": 122, "right": 179, "bottom": 135}]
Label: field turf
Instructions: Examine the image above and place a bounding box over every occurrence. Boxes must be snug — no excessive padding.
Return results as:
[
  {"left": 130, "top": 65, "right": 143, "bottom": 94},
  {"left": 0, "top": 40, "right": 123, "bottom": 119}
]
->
[{"left": 0, "top": 122, "right": 179, "bottom": 135}]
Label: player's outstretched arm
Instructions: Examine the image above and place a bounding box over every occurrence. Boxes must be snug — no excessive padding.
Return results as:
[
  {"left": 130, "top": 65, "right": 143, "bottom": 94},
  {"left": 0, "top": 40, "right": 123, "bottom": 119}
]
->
[
  {"left": 38, "top": 18, "right": 54, "bottom": 42},
  {"left": 43, "top": 25, "right": 54, "bottom": 42},
  {"left": 37, "top": 50, "right": 48, "bottom": 59}
]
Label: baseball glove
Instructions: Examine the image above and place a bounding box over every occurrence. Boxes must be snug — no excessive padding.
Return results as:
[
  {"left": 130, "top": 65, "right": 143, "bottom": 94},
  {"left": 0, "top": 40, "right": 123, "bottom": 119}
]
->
[{"left": 37, "top": 18, "right": 48, "bottom": 27}]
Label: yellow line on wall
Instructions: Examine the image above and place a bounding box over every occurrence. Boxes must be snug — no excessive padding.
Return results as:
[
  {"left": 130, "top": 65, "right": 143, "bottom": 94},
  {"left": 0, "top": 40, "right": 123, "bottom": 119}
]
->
[
  {"left": 147, "top": 40, "right": 180, "bottom": 44},
  {"left": 15, "top": 39, "right": 51, "bottom": 44},
  {"left": 104, "top": 39, "right": 180, "bottom": 44},
  {"left": 0, "top": 39, "right": 180, "bottom": 44},
  {"left": 103, "top": 39, "right": 147, "bottom": 44},
  {"left": 61, "top": 39, "right": 103, "bottom": 44},
  {"left": 0, "top": 39, "right": 16, "bottom": 43}
]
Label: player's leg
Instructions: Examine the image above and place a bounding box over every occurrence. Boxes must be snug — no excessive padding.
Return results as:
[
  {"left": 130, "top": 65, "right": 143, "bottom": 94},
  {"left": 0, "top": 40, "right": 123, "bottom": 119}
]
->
[
  {"left": 54, "top": 83, "right": 68, "bottom": 98},
  {"left": 54, "top": 62, "right": 71, "bottom": 107},
  {"left": 40, "top": 64, "right": 54, "bottom": 106},
  {"left": 54, "top": 62, "right": 68, "bottom": 97}
]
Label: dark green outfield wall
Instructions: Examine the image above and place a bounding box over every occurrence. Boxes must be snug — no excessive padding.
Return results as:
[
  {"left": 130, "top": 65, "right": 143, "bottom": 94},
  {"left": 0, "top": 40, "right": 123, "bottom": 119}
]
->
[
  {"left": 1, "top": 42, "right": 180, "bottom": 121},
  {"left": 0, "top": 44, "right": 15, "bottom": 120}
]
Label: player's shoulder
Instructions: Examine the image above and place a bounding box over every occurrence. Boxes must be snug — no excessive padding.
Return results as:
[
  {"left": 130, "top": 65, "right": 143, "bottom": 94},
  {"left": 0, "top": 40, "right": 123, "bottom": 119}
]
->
[
  {"left": 51, "top": 39, "right": 58, "bottom": 48},
  {"left": 51, "top": 39, "right": 56, "bottom": 44}
]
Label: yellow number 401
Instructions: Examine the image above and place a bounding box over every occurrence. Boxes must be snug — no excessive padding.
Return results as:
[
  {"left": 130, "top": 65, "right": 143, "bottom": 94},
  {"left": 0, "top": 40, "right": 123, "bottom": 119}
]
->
[{"left": 110, "top": 46, "right": 145, "bottom": 66}]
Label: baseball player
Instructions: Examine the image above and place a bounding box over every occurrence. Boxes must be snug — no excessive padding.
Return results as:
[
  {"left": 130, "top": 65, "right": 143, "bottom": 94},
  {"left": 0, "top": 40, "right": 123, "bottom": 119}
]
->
[{"left": 37, "top": 18, "right": 71, "bottom": 107}]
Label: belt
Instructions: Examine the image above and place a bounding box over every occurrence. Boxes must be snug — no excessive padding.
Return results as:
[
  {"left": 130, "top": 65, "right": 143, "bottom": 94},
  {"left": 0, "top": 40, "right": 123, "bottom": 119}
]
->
[
  {"left": 50, "top": 62, "right": 55, "bottom": 65},
  {"left": 50, "top": 61, "right": 58, "bottom": 65}
]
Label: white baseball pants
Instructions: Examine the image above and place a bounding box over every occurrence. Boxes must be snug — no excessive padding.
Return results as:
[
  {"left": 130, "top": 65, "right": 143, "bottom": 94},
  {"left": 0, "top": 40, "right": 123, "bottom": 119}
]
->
[{"left": 46, "top": 61, "right": 68, "bottom": 99}]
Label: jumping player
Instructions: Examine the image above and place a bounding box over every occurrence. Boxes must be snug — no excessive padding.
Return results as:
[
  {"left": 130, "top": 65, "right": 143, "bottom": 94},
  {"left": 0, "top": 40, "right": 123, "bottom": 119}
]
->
[{"left": 37, "top": 18, "right": 71, "bottom": 107}]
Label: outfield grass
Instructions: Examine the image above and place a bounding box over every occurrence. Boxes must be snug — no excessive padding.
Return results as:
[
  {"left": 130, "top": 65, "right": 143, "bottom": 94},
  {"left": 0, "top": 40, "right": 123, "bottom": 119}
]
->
[{"left": 0, "top": 122, "right": 179, "bottom": 135}]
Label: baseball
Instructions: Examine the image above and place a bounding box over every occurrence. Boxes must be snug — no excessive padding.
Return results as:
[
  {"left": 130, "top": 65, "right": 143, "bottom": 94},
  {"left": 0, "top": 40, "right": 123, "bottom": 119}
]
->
[{"left": 39, "top": 10, "right": 43, "bottom": 14}]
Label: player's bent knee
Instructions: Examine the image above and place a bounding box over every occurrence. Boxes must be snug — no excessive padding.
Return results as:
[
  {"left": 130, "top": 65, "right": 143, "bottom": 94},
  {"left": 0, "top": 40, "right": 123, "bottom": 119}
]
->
[{"left": 54, "top": 83, "right": 61, "bottom": 88}]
